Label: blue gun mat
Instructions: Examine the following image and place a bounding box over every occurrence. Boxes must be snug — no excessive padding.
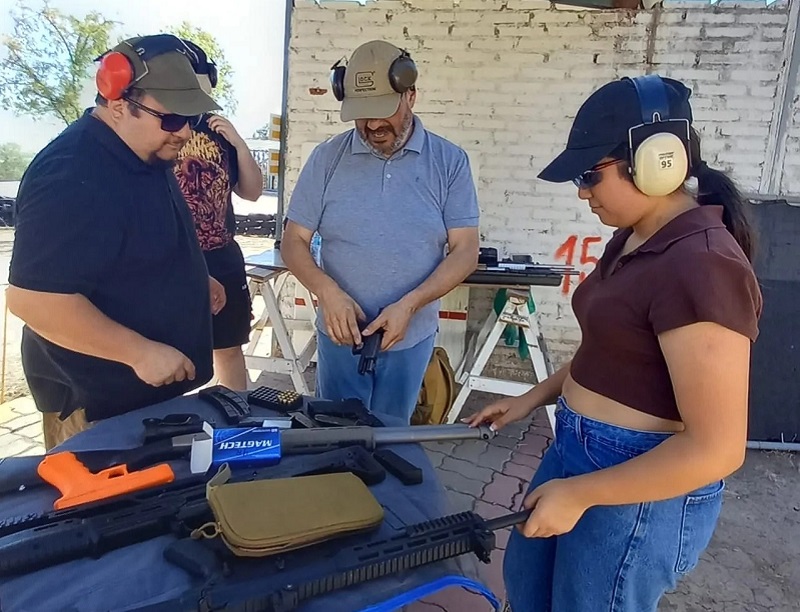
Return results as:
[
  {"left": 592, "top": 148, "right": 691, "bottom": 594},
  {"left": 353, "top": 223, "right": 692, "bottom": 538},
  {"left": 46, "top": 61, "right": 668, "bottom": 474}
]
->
[{"left": 0, "top": 393, "right": 501, "bottom": 612}]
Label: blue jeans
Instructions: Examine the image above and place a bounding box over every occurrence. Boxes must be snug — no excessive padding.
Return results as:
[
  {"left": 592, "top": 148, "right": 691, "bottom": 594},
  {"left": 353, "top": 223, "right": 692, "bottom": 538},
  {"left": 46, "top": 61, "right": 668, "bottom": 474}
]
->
[
  {"left": 315, "top": 330, "right": 436, "bottom": 424},
  {"left": 504, "top": 397, "right": 724, "bottom": 612}
]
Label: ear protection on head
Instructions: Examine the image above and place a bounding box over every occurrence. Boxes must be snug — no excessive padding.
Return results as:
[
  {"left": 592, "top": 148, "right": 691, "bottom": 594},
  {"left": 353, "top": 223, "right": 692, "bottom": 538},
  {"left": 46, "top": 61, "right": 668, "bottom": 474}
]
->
[
  {"left": 181, "top": 39, "right": 218, "bottom": 88},
  {"left": 330, "top": 49, "right": 418, "bottom": 102},
  {"left": 96, "top": 34, "right": 196, "bottom": 101},
  {"left": 330, "top": 59, "right": 347, "bottom": 102},
  {"left": 625, "top": 75, "right": 691, "bottom": 197},
  {"left": 206, "top": 60, "right": 218, "bottom": 89}
]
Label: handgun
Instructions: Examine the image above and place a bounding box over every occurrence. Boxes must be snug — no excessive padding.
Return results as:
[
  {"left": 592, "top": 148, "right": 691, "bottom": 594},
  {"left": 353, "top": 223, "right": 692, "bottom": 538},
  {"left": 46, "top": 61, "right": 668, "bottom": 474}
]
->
[
  {"left": 353, "top": 328, "right": 384, "bottom": 375},
  {"left": 37, "top": 451, "right": 175, "bottom": 510}
]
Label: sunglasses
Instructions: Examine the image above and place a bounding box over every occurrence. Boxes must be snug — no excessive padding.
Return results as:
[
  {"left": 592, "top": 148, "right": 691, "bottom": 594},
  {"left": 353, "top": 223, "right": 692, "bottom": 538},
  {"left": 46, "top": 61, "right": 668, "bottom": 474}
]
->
[
  {"left": 124, "top": 97, "right": 201, "bottom": 133},
  {"left": 573, "top": 159, "right": 625, "bottom": 189}
]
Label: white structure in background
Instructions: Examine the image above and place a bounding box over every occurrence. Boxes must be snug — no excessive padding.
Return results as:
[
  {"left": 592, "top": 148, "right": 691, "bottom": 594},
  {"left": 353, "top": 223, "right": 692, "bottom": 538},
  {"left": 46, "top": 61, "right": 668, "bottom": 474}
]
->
[{"left": 237, "top": 137, "right": 280, "bottom": 218}]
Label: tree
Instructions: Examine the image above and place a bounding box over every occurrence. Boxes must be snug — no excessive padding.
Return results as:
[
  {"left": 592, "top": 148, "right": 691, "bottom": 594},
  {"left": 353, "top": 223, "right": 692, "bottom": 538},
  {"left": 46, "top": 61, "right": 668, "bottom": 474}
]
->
[
  {"left": 167, "top": 21, "right": 236, "bottom": 114},
  {"left": 0, "top": 1, "right": 116, "bottom": 125},
  {"left": 252, "top": 124, "right": 271, "bottom": 140},
  {"left": 0, "top": 143, "right": 32, "bottom": 181}
]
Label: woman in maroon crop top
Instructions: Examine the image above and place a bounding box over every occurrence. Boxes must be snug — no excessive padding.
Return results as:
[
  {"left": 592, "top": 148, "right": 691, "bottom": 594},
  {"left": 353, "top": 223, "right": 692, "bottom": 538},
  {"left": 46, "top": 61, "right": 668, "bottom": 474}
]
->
[{"left": 467, "top": 76, "right": 762, "bottom": 612}]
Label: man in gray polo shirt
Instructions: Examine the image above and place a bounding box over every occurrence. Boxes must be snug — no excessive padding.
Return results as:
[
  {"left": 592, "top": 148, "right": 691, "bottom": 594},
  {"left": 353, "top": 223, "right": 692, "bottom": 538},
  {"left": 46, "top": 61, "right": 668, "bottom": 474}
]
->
[{"left": 282, "top": 40, "right": 480, "bottom": 423}]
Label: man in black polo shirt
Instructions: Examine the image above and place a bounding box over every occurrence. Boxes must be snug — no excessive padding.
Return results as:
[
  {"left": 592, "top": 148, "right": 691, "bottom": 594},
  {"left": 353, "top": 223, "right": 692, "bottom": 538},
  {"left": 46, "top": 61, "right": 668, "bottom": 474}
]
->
[{"left": 7, "top": 34, "right": 223, "bottom": 449}]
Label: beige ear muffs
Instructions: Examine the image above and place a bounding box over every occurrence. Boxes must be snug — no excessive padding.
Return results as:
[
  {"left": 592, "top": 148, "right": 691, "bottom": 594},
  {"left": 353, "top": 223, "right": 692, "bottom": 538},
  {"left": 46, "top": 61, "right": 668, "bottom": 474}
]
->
[{"left": 631, "top": 131, "right": 688, "bottom": 197}]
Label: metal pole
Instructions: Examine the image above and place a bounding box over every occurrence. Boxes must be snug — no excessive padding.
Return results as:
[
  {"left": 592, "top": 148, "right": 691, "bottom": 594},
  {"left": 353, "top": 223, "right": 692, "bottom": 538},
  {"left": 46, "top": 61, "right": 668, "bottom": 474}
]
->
[
  {"left": 746, "top": 440, "right": 800, "bottom": 452},
  {"left": 760, "top": 0, "right": 800, "bottom": 195},
  {"left": 275, "top": 0, "right": 293, "bottom": 243}
]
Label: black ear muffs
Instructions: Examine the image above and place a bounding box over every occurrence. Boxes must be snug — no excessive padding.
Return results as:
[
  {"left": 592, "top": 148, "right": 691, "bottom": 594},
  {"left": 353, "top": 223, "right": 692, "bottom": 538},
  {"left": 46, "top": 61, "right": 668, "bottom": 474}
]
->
[
  {"left": 206, "top": 60, "right": 218, "bottom": 88},
  {"left": 330, "top": 58, "right": 347, "bottom": 101},
  {"left": 388, "top": 51, "right": 417, "bottom": 94},
  {"left": 330, "top": 49, "right": 418, "bottom": 102},
  {"left": 181, "top": 38, "right": 218, "bottom": 89},
  {"left": 625, "top": 74, "right": 691, "bottom": 197}
]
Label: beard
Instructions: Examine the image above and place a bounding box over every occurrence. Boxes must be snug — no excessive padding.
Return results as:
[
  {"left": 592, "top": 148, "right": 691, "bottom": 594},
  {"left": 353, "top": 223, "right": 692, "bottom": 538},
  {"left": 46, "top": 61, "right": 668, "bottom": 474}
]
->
[{"left": 358, "top": 112, "right": 414, "bottom": 157}]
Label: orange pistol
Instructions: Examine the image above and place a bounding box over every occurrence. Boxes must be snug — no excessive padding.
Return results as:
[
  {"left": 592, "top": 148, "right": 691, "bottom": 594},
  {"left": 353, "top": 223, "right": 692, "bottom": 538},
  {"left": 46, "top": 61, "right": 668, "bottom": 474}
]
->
[{"left": 37, "top": 451, "right": 175, "bottom": 510}]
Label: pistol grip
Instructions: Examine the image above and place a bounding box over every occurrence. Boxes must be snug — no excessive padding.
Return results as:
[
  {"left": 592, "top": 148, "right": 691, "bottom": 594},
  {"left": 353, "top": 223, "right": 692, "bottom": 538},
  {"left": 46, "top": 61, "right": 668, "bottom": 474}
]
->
[{"left": 38, "top": 452, "right": 175, "bottom": 510}]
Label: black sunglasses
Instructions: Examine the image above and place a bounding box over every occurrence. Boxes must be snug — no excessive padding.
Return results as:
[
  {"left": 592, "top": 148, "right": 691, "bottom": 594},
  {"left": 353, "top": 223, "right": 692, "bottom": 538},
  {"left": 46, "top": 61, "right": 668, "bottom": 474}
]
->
[
  {"left": 573, "top": 159, "right": 625, "bottom": 189},
  {"left": 124, "top": 97, "right": 201, "bottom": 133}
]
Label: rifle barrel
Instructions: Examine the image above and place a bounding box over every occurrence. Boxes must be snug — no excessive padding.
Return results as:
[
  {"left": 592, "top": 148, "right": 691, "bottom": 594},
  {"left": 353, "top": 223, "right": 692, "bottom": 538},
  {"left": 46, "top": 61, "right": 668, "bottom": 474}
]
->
[{"left": 281, "top": 424, "right": 495, "bottom": 455}]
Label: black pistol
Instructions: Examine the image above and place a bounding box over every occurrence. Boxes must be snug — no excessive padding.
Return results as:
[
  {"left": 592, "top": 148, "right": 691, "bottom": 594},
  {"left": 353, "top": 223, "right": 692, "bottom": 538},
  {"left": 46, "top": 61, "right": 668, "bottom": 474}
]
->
[{"left": 353, "top": 326, "right": 384, "bottom": 375}]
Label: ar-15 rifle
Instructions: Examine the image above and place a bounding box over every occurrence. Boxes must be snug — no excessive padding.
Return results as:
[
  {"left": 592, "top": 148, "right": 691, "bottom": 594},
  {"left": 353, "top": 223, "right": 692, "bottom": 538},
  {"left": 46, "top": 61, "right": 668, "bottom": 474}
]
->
[
  {"left": 141, "top": 508, "right": 530, "bottom": 612},
  {"left": 0, "top": 445, "right": 384, "bottom": 576},
  {"left": 0, "top": 424, "right": 495, "bottom": 576}
]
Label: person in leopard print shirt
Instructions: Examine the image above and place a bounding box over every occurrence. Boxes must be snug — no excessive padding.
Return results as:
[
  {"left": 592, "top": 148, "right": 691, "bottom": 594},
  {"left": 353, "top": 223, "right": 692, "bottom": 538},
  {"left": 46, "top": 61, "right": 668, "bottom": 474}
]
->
[{"left": 174, "top": 40, "right": 264, "bottom": 390}]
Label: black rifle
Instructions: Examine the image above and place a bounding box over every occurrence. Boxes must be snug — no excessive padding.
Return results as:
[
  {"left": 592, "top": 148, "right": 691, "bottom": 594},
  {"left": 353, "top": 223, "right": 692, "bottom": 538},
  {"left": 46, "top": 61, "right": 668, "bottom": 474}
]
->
[
  {"left": 0, "top": 446, "right": 385, "bottom": 576},
  {"left": 140, "top": 508, "right": 530, "bottom": 612},
  {"left": 0, "top": 425, "right": 494, "bottom": 575}
]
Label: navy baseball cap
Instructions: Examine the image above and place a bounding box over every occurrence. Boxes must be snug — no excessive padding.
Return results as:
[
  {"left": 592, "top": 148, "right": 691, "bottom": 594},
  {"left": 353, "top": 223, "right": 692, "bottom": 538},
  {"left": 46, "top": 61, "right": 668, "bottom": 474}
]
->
[{"left": 538, "top": 76, "right": 694, "bottom": 183}]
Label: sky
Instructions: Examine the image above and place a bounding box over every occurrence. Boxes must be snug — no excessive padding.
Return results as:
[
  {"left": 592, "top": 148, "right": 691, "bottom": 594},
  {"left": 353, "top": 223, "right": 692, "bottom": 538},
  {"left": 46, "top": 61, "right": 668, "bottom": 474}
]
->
[{"left": 0, "top": 0, "right": 287, "bottom": 155}]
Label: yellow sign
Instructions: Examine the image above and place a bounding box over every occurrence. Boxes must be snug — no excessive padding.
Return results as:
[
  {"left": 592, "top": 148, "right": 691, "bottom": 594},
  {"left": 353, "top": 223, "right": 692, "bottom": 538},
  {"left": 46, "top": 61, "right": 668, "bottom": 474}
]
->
[
  {"left": 268, "top": 114, "right": 282, "bottom": 141},
  {"left": 268, "top": 149, "right": 280, "bottom": 175}
]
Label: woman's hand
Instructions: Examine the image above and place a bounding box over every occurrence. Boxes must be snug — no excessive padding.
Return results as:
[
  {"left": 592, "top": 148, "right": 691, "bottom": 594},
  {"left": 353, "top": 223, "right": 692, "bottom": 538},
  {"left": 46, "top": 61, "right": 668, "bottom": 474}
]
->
[
  {"left": 462, "top": 395, "right": 534, "bottom": 431},
  {"left": 518, "top": 478, "right": 591, "bottom": 538}
]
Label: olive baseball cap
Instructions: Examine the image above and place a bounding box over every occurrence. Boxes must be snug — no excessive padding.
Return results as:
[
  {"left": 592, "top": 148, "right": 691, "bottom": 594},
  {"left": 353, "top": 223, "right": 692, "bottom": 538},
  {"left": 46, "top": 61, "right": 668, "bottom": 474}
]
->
[
  {"left": 340, "top": 40, "right": 407, "bottom": 122},
  {"left": 108, "top": 35, "right": 221, "bottom": 116}
]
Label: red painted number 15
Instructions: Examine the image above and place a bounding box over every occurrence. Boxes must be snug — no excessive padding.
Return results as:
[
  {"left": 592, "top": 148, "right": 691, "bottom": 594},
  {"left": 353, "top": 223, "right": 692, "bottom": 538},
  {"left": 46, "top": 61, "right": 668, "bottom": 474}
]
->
[{"left": 555, "top": 235, "right": 602, "bottom": 295}]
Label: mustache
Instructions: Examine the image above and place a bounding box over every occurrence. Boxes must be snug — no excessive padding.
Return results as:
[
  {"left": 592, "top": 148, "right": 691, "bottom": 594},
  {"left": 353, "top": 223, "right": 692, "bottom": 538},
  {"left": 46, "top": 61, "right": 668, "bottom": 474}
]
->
[{"left": 365, "top": 124, "right": 396, "bottom": 136}]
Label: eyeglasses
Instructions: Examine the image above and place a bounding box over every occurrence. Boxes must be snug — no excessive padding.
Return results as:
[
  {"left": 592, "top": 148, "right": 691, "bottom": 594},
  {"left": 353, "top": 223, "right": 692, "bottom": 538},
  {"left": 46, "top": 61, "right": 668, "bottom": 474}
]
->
[
  {"left": 572, "top": 159, "right": 624, "bottom": 189},
  {"left": 124, "top": 97, "right": 201, "bottom": 133}
]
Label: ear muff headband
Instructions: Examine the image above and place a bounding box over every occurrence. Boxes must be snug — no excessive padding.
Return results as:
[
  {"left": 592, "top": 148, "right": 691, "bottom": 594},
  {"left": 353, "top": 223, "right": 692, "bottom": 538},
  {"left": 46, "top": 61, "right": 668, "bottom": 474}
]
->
[
  {"left": 330, "top": 49, "right": 418, "bottom": 103},
  {"left": 625, "top": 75, "right": 690, "bottom": 197},
  {"left": 96, "top": 34, "right": 196, "bottom": 101}
]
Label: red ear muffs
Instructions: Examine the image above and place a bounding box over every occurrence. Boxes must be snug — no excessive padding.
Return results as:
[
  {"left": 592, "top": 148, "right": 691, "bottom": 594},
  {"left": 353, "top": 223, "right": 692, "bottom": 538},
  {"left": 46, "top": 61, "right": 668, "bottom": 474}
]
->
[{"left": 96, "top": 51, "right": 135, "bottom": 101}]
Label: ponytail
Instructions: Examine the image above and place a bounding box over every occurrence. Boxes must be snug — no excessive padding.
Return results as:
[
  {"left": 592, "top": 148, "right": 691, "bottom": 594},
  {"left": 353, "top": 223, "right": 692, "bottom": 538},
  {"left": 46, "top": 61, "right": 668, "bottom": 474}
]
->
[{"left": 688, "top": 127, "right": 756, "bottom": 262}]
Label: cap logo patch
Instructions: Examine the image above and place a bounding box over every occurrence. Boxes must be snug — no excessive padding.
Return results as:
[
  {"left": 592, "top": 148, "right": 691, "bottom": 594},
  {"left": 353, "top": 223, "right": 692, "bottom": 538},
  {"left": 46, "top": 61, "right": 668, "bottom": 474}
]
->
[{"left": 354, "top": 71, "right": 375, "bottom": 92}]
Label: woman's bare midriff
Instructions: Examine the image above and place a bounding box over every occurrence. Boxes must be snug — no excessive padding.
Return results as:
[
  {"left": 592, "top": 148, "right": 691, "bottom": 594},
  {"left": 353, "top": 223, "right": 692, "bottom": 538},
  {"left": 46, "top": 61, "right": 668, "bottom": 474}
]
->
[{"left": 561, "top": 374, "right": 685, "bottom": 434}]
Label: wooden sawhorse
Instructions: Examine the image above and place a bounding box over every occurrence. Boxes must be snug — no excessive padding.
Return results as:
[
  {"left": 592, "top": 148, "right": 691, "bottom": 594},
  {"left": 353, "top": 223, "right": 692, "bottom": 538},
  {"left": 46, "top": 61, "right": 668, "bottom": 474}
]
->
[{"left": 444, "top": 286, "right": 556, "bottom": 433}]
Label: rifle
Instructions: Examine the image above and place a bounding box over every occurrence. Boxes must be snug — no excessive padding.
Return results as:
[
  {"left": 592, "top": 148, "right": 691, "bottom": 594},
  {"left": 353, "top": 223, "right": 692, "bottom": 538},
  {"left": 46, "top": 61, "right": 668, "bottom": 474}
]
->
[
  {"left": 0, "top": 445, "right": 386, "bottom": 576},
  {"left": 0, "top": 424, "right": 494, "bottom": 575},
  {"left": 141, "top": 508, "right": 531, "bottom": 612}
]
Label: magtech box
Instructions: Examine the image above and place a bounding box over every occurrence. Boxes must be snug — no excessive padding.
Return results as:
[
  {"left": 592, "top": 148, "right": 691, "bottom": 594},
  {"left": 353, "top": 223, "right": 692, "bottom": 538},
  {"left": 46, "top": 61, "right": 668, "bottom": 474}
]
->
[{"left": 191, "top": 426, "right": 281, "bottom": 474}]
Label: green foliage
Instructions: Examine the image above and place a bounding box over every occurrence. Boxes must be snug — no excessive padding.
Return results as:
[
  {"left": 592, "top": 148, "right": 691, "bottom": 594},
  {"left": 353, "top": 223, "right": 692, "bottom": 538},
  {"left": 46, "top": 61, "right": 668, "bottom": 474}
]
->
[
  {"left": 0, "top": 142, "right": 32, "bottom": 181},
  {"left": 167, "top": 21, "right": 237, "bottom": 114},
  {"left": 0, "top": 1, "right": 117, "bottom": 125}
]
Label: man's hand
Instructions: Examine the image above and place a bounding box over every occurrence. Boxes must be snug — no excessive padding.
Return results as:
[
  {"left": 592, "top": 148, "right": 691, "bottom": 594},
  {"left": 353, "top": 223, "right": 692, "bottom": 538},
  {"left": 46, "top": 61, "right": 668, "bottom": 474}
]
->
[
  {"left": 210, "top": 276, "right": 227, "bottom": 315},
  {"left": 362, "top": 298, "right": 416, "bottom": 351},
  {"left": 208, "top": 115, "right": 246, "bottom": 148},
  {"left": 130, "top": 341, "right": 196, "bottom": 387},
  {"left": 318, "top": 284, "right": 366, "bottom": 346}
]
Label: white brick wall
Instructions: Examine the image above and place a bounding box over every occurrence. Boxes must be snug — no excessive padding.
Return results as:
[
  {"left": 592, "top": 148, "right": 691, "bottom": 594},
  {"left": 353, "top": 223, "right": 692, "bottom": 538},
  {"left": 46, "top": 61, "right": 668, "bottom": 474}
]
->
[{"left": 283, "top": 0, "right": 794, "bottom": 369}]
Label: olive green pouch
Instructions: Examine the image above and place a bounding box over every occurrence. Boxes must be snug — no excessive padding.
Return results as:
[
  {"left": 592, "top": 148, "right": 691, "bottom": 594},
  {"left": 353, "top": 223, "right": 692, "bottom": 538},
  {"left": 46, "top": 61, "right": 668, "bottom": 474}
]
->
[{"left": 191, "top": 465, "right": 384, "bottom": 557}]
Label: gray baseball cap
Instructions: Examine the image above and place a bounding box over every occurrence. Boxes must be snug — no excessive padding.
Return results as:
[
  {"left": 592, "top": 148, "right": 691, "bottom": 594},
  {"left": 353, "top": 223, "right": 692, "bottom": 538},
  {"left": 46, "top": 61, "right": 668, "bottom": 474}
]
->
[{"left": 340, "top": 41, "right": 407, "bottom": 122}]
